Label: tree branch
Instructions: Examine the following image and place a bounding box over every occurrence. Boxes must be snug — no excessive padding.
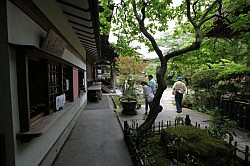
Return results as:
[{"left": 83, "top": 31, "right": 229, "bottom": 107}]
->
[
  {"left": 141, "top": 0, "right": 146, "bottom": 22},
  {"left": 165, "top": 36, "right": 203, "bottom": 60},
  {"left": 165, "top": 0, "right": 224, "bottom": 60},
  {"left": 198, "top": 0, "right": 221, "bottom": 27},
  {"left": 186, "top": 0, "right": 198, "bottom": 28},
  {"left": 192, "top": 0, "right": 199, "bottom": 20},
  {"left": 200, "top": 14, "right": 231, "bottom": 26},
  {"left": 131, "top": 0, "right": 164, "bottom": 61},
  {"left": 164, "top": 0, "right": 203, "bottom": 60}
]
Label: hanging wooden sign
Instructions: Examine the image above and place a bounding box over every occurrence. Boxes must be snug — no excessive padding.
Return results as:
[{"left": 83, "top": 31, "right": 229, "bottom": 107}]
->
[{"left": 42, "top": 29, "right": 66, "bottom": 57}]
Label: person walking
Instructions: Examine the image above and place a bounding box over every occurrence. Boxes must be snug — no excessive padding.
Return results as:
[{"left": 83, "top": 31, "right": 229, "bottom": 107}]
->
[
  {"left": 144, "top": 75, "right": 157, "bottom": 114},
  {"left": 148, "top": 74, "right": 157, "bottom": 94},
  {"left": 141, "top": 81, "right": 154, "bottom": 114},
  {"left": 172, "top": 77, "right": 187, "bottom": 113}
]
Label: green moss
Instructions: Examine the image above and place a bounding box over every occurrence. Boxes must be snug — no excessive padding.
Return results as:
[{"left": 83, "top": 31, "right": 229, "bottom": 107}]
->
[
  {"left": 161, "top": 126, "right": 234, "bottom": 165},
  {"left": 130, "top": 126, "right": 246, "bottom": 166},
  {"left": 112, "top": 96, "right": 122, "bottom": 108},
  {"left": 139, "top": 134, "right": 171, "bottom": 166}
]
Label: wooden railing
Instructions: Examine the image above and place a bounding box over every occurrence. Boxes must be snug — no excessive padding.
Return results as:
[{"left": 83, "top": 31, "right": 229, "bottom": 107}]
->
[
  {"left": 219, "top": 99, "right": 250, "bottom": 131},
  {"left": 123, "top": 117, "right": 250, "bottom": 166}
]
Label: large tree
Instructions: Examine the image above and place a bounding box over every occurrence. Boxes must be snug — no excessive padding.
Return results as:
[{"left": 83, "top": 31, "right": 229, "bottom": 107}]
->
[{"left": 102, "top": 0, "right": 250, "bottom": 134}]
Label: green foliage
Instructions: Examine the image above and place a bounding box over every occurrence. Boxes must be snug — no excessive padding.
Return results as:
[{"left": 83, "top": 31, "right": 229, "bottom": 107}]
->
[
  {"left": 167, "top": 35, "right": 249, "bottom": 82},
  {"left": 102, "top": 1, "right": 250, "bottom": 164},
  {"left": 208, "top": 108, "right": 237, "bottom": 140},
  {"left": 182, "top": 94, "right": 197, "bottom": 109},
  {"left": 214, "top": 81, "right": 244, "bottom": 99},
  {"left": 138, "top": 134, "right": 171, "bottom": 166},
  {"left": 122, "top": 87, "right": 140, "bottom": 99},
  {"left": 161, "top": 126, "right": 234, "bottom": 165},
  {"left": 175, "top": 116, "right": 184, "bottom": 125},
  {"left": 144, "top": 58, "right": 160, "bottom": 78},
  {"left": 191, "top": 69, "right": 219, "bottom": 91},
  {"left": 190, "top": 60, "right": 249, "bottom": 108},
  {"left": 112, "top": 96, "right": 122, "bottom": 109},
  {"left": 104, "top": 0, "right": 250, "bottom": 134},
  {"left": 110, "top": 0, "right": 181, "bottom": 56},
  {"left": 99, "top": 0, "right": 113, "bottom": 35}
]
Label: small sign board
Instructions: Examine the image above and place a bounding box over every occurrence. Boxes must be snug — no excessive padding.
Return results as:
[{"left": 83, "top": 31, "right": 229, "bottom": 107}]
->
[{"left": 42, "top": 29, "right": 66, "bottom": 57}]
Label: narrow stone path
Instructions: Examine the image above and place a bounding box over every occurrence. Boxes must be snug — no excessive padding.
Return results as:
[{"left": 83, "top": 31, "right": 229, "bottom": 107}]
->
[{"left": 53, "top": 95, "right": 132, "bottom": 166}]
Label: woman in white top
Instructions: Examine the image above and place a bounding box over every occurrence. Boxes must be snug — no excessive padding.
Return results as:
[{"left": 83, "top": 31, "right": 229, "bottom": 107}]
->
[{"left": 141, "top": 81, "right": 154, "bottom": 114}]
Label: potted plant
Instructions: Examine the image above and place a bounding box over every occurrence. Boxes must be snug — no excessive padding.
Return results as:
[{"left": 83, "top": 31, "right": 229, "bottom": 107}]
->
[
  {"left": 120, "top": 88, "right": 139, "bottom": 115},
  {"left": 117, "top": 56, "right": 147, "bottom": 115}
]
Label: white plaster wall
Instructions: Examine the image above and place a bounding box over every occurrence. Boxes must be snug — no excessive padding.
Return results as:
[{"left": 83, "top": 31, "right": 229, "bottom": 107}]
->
[
  {"left": 7, "top": 1, "right": 88, "bottom": 165},
  {"left": 62, "top": 49, "right": 86, "bottom": 70},
  {"left": 7, "top": 1, "right": 86, "bottom": 70},
  {"left": 7, "top": 1, "right": 46, "bottom": 47}
]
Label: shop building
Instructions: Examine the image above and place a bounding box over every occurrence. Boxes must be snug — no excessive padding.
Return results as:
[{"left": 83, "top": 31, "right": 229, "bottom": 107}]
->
[{"left": 0, "top": 0, "right": 115, "bottom": 165}]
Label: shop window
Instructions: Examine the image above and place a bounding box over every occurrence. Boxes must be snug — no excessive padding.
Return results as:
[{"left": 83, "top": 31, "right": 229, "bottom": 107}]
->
[
  {"left": 48, "top": 63, "right": 61, "bottom": 112},
  {"left": 48, "top": 64, "right": 73, "bottom": 112},
  {"left": 62, "top": 65, "right": 73, "bottom": 102},
  {"left": 78, "top": 69, "right": 86, "bottom": 96},
  {"left": 28, "top": 59, "right": 47, "bottom": 123},
  {"left": 15, "top": 46, "right": 75, "bottom": 133}
]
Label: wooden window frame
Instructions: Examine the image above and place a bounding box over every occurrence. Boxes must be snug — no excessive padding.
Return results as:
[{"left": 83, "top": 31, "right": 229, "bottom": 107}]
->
[
  {"left": 78, "top": 69, "right": 86, "bottom": 96},
  {"left": 13, "top": 45, "right": 77, "bottom": 141}
]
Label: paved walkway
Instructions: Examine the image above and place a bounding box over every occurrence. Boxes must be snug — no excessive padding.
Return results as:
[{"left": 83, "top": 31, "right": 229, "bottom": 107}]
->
[
  {"left": 53, "top": 88, "right": 250, "bottom": 165},
  {"left": 115, "top": 89, "right": 211, "bottom": 128},
  {"left": 53, "top": 95, "right": 132, "bottom": 166}
]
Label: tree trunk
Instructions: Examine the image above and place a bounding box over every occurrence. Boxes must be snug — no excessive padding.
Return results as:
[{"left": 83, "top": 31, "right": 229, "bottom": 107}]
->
[
  {"left": 137, "top": 94, "right": 164, "bottom": 134},
  {"left": 138, "top": 63, "right": 168, "bottom": 134},
  {"left": 131, "top": 0, "right": 217, "bottom": 134}
]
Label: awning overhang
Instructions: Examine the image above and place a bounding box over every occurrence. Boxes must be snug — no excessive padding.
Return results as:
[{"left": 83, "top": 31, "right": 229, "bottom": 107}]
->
[{"left": 57, "top": 0, "right": 100, "bottom": 62}]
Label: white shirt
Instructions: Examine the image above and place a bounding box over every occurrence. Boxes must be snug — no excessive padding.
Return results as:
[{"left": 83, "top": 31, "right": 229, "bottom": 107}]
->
[
  {"left": 143, "top": 85, "right": 154, "bottom": 102},
  {"left": 172, "top": 81, "right": 187, "bottom": 94}
]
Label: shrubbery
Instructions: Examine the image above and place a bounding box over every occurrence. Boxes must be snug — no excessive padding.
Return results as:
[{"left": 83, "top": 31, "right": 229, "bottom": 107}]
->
[
  {"left": 161, "top": 126, "right": 234, "bottom": 165},
  {"left": 184, "top": 60, "right": 250, "bottom": 110}
]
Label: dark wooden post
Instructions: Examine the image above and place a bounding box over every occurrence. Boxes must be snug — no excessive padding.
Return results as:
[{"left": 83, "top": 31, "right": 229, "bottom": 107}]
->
[
  {"left": 0, "top": 134, "right": 6, "bottom": 166},
  {"left": 242, "top": 106, "right": 247, "bottom": 130},
  {"left": 158, "top": 122, "right": 161, "bottom": 133},
  {"left": 124, "top": 121, "right": 129, "bottom": 142},
  {"left": 246, "top": 103, "right": 250, "bottom": 131},
  {"left": 233, "top": 141, "right": 237, "bottom": 156},
  {"left": 185, "top": 115, "right": 191, "bottom": 125},
  {"left": 245, "top": 145, "right": 249, "bottom": 162}
]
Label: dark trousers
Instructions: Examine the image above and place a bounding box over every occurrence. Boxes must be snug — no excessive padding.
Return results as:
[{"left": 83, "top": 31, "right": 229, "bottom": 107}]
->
[
  {"left": 175, "top": 92, "right": 183, "bottom": 112},
  {"left": 145, "top": 99, "right": 149, "bottom": 113},
  {"left": 145, "top": 99, "right": 152, "bottom": 113}
]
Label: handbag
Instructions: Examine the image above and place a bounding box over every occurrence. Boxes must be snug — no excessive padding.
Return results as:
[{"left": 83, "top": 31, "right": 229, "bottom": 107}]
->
[{"left": 172, "top": 89, "right": 177, "bottom": 95}]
